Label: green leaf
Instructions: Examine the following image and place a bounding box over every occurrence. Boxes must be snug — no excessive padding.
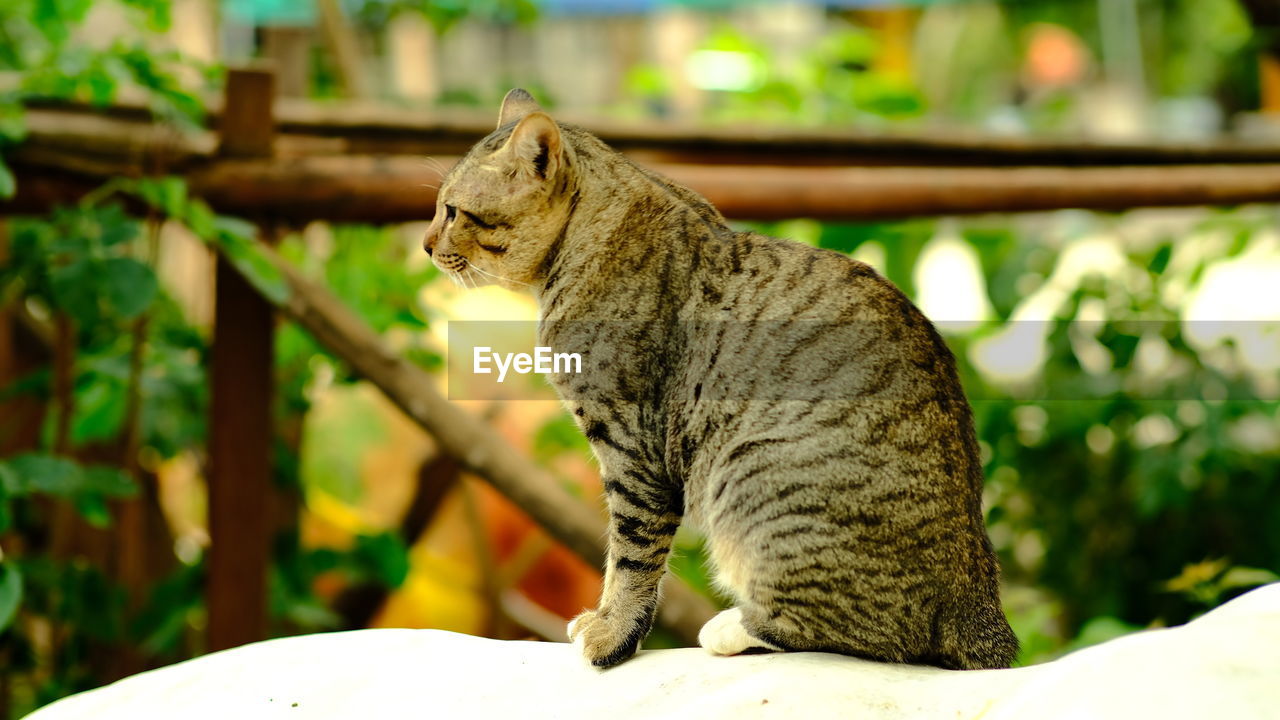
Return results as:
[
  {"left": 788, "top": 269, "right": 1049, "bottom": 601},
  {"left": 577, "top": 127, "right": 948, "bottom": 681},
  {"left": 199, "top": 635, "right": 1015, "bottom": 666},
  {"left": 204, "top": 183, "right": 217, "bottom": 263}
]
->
[
  {"left": 101, "top": 256, "right": 158, "bottom": 318},
  {"left": 135, "top": 177, "right": 187, "bottom": 217},
  {"left": 74, "top": 494, "right": 112, "bottom": 528},
  {"left": 1066, "top": 615, "right": 1142, "bottom": 652},
  {"left": 0, "top": 158, "right": 13, "bottom": 199},
  {"left": 281, "top": 599, "right": 342, "bottom": 631},
  {"left": 120, "top": 0, "right": 172, "bottom": 31},
  {"left": 9, "top": 454, "right": 83, "bottom": 496},
  {"left": 0, "top": 564, "right": 22, "bottom": 633},
  {"left": 0, "top": 101, "right": 27, "bottom": 143},
  {"left": 212, "top": 215, "right": 257, "bottom": 239},
  {"left": 50, "top": 257, "right": 101, "bottom": 324},
  {"left": 352, "top": 533, "right": 410, "bottom": 588},
  {"left": 1218, "top": 566, "right": 1280, "bottom": 591},
  {"left": 97, "top": 204, "right": 141, "bottom": 246},
  {"left": 83, "top": 466, "right": 138, "bottom": 498},
  {"left": 183, "top": 199, "right": 217, "bottom": 238},
  {"left": 210, "top": 221, "right": 289, "bottom": 305},
  {"left": 393, "top": 308, "right": 429, "bottom": 329},
  {"left": 72, "top": 378, "right": 127, "bottom": 444},
  {"left": 0, "top": 462, "right": 20, "bottom": 496},
  {"left": 533, "top": 412, "right": 591, "bottom": 463},
  {"left": 133, "top": 563, "right": 204, "bottom": 656}
]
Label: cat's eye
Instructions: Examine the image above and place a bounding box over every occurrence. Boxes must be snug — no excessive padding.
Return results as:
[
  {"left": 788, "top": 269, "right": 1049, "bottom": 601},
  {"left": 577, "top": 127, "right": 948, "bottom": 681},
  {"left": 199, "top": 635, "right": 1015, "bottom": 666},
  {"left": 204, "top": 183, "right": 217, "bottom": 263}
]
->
[
  {"left": 461, "top": 209, "right": 497, "bottom": 231},
  {"left": 444, "top": 204, "right": 457, "bottom": 222}
]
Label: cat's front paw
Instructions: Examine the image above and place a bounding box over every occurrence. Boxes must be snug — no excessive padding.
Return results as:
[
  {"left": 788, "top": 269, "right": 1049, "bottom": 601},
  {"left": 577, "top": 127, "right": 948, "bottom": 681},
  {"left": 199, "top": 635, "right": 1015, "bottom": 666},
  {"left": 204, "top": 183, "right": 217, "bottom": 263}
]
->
[{"left": 566, "top": 609, "right": 644, "bottom": 668}]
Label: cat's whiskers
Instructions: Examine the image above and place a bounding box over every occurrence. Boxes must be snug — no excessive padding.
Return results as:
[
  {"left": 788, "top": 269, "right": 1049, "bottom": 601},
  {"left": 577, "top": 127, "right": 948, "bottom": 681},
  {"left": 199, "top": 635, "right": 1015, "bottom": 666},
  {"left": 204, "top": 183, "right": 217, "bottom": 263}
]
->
[
  {"left": 470, "top": 264, "right": 532, "bottom": 288},
  {"left": 423, "top": 156, "right": 450, "bottom": 181}
]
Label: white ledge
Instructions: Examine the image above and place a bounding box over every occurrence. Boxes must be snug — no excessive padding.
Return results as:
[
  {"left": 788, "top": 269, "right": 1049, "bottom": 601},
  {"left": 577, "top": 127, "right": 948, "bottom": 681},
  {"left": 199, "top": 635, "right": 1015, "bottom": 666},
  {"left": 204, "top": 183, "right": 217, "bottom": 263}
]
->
[{"left": 31, "top": 583, "right": 1280, "bottom": 720}]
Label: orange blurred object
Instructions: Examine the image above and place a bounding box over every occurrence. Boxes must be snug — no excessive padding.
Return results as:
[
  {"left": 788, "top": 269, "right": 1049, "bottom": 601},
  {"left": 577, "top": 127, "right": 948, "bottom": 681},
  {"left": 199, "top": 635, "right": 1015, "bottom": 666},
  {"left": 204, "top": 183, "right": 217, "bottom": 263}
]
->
[{"left": 1024, "top": 23, "right": 1089, "bottom": 89}]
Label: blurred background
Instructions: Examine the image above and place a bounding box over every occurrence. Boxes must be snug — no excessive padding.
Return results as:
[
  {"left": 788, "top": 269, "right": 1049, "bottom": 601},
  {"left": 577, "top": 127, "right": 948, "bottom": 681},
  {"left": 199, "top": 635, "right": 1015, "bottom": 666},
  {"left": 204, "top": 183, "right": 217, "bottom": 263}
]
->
[{"left": 2, "top": 0, "right": 1280, "bottom": 716}]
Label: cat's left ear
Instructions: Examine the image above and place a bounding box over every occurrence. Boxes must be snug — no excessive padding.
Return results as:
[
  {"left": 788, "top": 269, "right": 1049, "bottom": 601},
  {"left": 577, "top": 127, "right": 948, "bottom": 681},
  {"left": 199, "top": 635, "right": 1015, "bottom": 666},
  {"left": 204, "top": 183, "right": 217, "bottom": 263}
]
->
[
  {"left": 504, "top": 112, "right": 562, "bottom": 179},
  {"left": 498, "top": 88, "right": 543, "bottom": 128}
]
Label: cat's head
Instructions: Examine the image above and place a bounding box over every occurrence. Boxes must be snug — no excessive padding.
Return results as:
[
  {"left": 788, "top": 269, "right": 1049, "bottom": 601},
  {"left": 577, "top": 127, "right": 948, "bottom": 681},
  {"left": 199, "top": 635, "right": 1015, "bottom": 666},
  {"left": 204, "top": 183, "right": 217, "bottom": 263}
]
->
[{"left": 423, "top": 89, "right": 575, "bottom": 292}]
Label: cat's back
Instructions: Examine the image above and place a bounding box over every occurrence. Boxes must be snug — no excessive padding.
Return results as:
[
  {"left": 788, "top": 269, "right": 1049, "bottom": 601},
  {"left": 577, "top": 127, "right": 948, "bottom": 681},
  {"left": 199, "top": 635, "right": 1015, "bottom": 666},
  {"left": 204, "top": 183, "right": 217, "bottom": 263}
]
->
[
  {"left": 676, "top": 227, "right": 981, "bottom": 531},
  {"left": 683, "top": 230, "right": 955, "bottom": 395}
]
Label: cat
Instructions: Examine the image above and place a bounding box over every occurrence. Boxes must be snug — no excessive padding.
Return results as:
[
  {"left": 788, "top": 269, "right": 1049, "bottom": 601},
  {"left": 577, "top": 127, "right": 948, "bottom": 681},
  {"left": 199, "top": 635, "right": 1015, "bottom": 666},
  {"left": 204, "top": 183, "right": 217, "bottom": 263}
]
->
[{"left": 422, "top": 88, "right": 1018, "bottom": 670}]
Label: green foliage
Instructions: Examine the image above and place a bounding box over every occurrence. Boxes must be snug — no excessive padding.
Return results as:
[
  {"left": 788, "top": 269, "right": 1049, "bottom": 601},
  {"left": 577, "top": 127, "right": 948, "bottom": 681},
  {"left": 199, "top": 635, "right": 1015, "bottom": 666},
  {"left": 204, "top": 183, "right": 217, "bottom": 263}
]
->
[
  {"left": 734, "top": 208, "right": 1280, "bottom": 662},
  {"left": 0, "top": 0, "right": 212, "bottom": 132},
  {"left": 1162, "top": 557, "right": 1280, "bottom": 609},
  {"left": 130, "top": 562, "right": 204, "bottom": 657},
  {"left": 311, "top": 224, "right": 436, "bottom": 335},
  {"left": 353, "top": 0, "right": 539, "bottom": 33},
  {"left": 533, "top": 412, "right": 590, "bottom": 465},
  {"left": 270, "top": 531, "right": 411, "bottom": 633},
  {"left": 1061, "top": 615, "right": 1144, "bottom": 654},
  {"left": 0, "top": 5, "right": 223, "bottom": 712},
  {"left": 300, "top": 386, "right": 389, "bottom": 505},
  {"left": 276, "top": 223, "right": 439, "bottom": 389},
  {"left": 1151, "top": 0, "right": 1253, "bottom": 99},
  {"left": 943, "top": 209, "right": 1277, "bottom": 653},
  {"left": 4, "top": 555, "right": 131, "bottom": 704},
  {"left": 4, "top": 454, "right": 136, "bottom": 498},
  {"left": 2, "top": 202, "right": 154, "bottom": 327},
  {"left": 209, "top": 221, "right": 290, "bottom": 304},
  {"left": 0, "top": 454, "right": 137, "bottom": 531},
  {"left": 351, "top": 532, "right": 412, "bottom": 588},
  {"left": 0, "top": 564, "right": 23, "bottom": 633},
  {"left": 630, "top": 23, "right": 926, "bottom": 124},
  {"left": 270, "top": 534, "right": 343, "bottom": 632},
  {"left": 0, "top": 159, "right": 15, "bottom": 199}
]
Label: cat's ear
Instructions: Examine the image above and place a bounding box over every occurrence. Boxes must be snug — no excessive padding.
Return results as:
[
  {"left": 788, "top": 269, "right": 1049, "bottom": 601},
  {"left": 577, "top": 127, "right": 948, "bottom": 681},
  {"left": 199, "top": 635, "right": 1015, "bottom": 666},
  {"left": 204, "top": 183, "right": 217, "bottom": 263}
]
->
[
  {"left": 497, "top": 88, "right": 543, "bottom": 128},
  {"left": 503, "top": 112, "right": 562, "bottom": 179}
]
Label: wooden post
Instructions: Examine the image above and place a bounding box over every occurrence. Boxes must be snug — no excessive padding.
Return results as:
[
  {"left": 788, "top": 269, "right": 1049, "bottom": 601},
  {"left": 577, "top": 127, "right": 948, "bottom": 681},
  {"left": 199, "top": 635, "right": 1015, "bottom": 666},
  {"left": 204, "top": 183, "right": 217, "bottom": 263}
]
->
[{"left": 208, "top": 67, "right": 276, "bottom": 653}]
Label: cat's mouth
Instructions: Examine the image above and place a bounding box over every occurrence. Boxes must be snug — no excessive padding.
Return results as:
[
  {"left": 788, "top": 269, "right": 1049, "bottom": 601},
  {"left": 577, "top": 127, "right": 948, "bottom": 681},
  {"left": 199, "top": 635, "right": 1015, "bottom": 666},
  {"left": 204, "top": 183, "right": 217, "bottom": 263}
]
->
[
  {"left": 433, "top": 254, "right": 496, "bottom": 290},
  {"left": 432, "top": 252, "right": 469, "bottom": 275},
  {"left": 432, "top": 253, "right": 527, "bottom": 291}
]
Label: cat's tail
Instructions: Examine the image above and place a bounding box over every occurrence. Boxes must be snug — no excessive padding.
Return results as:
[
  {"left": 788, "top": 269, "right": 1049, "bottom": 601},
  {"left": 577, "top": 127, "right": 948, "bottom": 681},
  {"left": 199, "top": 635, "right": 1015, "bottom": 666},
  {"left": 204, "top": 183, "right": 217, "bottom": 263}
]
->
[{"left": 931, "top": 594, "right": 1020, "bottom": 670}]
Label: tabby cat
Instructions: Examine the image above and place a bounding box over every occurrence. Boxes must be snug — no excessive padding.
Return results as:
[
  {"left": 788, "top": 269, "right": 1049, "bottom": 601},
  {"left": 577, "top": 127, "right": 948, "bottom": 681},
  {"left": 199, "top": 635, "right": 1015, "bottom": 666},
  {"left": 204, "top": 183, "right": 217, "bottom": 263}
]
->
[{"left": 422, "top": 89, "right": 1018, "bottom": 670}]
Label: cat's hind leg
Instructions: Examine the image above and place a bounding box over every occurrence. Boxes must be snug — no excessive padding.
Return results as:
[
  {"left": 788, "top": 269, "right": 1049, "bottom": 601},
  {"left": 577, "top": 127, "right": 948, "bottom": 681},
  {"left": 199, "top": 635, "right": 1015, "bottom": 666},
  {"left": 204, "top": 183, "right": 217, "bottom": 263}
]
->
[
  {"left": 698, "top": 524, "right": 788, "bottom": 656},
  {"left": 698, "top": 607, "right": 782, "bottom": 655}
]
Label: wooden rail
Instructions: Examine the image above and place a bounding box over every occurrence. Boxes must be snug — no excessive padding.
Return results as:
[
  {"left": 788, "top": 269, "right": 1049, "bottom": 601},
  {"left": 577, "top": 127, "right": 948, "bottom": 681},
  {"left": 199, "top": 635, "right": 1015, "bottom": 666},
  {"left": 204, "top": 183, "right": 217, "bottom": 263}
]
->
[
  {"left": 23, "top": 95, "right": 1280, "bottom": 166},
  {"left": 8, "top": 102, "right": 1280, "bottom": 222}
]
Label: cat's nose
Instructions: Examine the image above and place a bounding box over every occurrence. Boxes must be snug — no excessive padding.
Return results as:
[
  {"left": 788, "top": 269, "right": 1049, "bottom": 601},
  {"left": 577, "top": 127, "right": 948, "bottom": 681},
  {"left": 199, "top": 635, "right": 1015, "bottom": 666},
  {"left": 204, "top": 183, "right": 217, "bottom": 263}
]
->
[{"left": 423, "top": 226, "right": 437, "bottom": 256}]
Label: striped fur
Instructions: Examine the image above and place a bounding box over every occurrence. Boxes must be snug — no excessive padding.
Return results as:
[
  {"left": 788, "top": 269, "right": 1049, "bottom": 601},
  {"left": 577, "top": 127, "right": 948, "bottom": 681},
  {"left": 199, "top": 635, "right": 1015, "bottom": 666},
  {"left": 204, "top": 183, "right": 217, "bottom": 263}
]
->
[{"left": 423, "top": 89, "right": 1018, "bottom": 670}]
